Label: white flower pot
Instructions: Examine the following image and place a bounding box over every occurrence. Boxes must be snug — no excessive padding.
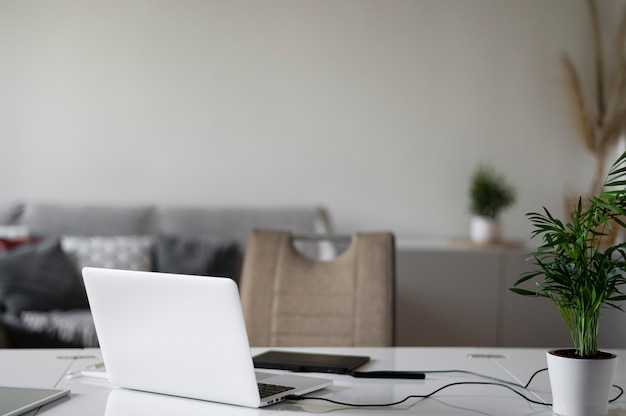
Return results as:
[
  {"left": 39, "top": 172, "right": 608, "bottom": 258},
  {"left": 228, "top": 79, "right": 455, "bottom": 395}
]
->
[
  {"left": 469, "top": 216, "right": 501, "bottom": 244},
  {"left": 547, "top": 349, "right": 618, "bottom": 416}
]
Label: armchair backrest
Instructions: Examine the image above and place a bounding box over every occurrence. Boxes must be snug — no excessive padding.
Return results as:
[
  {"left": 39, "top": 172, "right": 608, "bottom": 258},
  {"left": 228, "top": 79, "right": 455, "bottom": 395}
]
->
[{"left": 240, "top": 229, "right": 395, "bottom": 347}]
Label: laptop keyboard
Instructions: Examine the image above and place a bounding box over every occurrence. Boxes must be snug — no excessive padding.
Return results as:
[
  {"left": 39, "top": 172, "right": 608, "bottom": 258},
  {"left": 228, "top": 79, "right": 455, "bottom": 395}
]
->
[{"left": 258, "top": 383, "right": 295, "bottom": 398}]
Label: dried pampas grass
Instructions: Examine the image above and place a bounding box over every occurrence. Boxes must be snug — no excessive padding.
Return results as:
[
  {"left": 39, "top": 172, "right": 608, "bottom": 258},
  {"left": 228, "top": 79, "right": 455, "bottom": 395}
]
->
[{"left": 564, "top": 0, "right": 626, "bottom": 196}]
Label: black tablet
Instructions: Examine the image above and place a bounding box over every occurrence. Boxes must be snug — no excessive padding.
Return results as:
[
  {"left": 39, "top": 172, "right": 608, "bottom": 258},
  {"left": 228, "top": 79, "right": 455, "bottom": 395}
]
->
[{"left": 253, "top": 350, "right": 370, "bottom": 374}]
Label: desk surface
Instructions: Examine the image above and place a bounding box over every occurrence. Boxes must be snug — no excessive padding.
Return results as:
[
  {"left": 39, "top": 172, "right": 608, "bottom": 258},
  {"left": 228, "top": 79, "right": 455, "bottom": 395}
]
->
[{"left": 2, "top": 347, "right": 625, "bottom": 416}]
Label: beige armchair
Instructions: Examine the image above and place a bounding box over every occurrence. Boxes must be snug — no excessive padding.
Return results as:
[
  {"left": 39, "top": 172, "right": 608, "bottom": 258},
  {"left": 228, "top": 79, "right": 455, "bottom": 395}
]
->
[{"left": 240, "top": 229, "right": 395, "bottom": 347}]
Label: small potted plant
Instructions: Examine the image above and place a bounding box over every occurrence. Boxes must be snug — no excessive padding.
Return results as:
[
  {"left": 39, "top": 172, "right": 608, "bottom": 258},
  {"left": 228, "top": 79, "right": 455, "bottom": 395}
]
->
[
  {"left": 511, "top": 151, "right": 626, "bottom": 416},
  {"left": 468, "top": 162, "right": 516, "bottom": 244}
]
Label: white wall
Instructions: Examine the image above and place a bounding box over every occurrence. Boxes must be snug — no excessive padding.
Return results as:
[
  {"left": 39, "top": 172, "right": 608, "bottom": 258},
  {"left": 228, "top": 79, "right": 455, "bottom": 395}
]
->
[{"left": 1, "top": 0, "right": 624, "bottom": 241}]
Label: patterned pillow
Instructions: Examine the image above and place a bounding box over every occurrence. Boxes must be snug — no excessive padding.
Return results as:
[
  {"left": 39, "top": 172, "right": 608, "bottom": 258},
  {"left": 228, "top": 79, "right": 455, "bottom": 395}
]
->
[
  {"left": 0, "top": 225, "right": 30, "bottom": 239},
  {"left": 61, "top": 236, "right": 154, "bottom": 272}
]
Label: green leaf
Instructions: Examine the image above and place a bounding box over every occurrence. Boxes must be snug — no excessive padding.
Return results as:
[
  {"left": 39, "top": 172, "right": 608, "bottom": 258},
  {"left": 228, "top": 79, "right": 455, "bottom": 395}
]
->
[{"left": 510, "top": 287, "right": 544, "bottom": 297}]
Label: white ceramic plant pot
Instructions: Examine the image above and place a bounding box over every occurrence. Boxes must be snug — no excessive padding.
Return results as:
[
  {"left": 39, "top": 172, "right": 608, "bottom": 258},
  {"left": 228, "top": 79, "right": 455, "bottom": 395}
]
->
[
  {"left": 469, "top": 216, "right": 501, "bottom": 244},
  {"left": 547, "top": 349, "right": 618, "bottom": 416}
]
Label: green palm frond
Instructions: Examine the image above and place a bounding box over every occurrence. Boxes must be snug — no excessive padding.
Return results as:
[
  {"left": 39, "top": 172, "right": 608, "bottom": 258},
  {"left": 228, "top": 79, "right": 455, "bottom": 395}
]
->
[{"left": 511, "top": 151, "right": 626, "bottom": 358}]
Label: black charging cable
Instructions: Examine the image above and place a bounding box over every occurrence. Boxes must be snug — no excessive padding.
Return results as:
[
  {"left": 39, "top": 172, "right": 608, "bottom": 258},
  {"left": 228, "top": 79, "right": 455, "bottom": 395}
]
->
[
  {"left": 348, "top": 371, "right": 425, "bottom": 379},
  {"left": 286, "top": 368, "right": 624, "bottom": 408}
]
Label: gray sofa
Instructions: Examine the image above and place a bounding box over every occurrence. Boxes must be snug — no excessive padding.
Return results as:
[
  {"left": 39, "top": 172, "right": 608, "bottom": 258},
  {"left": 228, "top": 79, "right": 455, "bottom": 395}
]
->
[{"left": 0, "top": 202, "right": 332, "bottom": 348}]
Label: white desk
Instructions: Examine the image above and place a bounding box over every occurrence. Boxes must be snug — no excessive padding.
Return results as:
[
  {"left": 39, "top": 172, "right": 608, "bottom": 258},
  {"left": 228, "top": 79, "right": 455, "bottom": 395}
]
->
[{"left": 2, "top": 347, "right": 625, "bottom": 415}]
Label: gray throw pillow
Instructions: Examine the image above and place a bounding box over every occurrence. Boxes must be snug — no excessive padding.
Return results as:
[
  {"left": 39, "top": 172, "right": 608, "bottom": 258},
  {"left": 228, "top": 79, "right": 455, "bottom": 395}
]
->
[
  {"left": 0, "top": 238, "right": 89, "bottom": 315},
  {"left": 154, "top": 236, "right": 241, "bottom": 280}
]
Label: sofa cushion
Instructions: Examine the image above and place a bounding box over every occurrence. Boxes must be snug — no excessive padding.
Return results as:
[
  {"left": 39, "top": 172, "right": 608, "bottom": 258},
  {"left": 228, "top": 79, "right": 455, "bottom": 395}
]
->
[
  {"left": 0, "top": 238, "right": 89, "bottom": 315},
  {"left": 0, "top": 225, "right": 38, "bottom": 253},
  {"left": 154, "top": 206, "right": 333, "bottom": 246},
  {"left": 0, "top": 237, "right": 40, "bottom": 253},
  {"left": 154, "top": 235, "right": 242, "bottom": 279},
  {"left": 19, "top": 203, "right": 155, "bottom": 236},
  {"left": 61, "top": 235, "right": 154, "bottom": 272}
]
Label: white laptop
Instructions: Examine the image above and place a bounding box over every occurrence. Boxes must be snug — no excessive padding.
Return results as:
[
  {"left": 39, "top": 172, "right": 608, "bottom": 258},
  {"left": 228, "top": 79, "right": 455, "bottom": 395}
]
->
[{"left": 82, "top": 267, "right": 332, "bottom": 408}]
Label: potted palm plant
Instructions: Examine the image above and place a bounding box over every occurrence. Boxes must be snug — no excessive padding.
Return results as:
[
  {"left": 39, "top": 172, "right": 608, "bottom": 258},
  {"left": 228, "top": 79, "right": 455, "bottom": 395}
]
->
[
  {"left": 468, "top": 163, "right": 516, "bottom": 244},
  {"left": 511, "top": 151, "right": 626, "bottom": 416}
]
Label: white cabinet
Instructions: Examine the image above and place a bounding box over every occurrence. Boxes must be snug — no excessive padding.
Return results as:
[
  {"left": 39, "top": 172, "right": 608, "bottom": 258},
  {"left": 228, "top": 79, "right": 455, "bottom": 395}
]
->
[{"left": 395, "top": 242, "right": 626, "bottom": 348}]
